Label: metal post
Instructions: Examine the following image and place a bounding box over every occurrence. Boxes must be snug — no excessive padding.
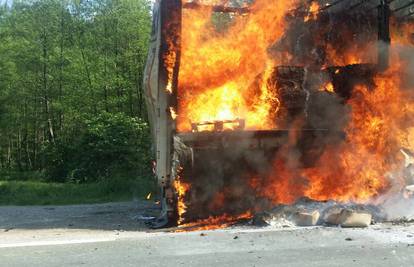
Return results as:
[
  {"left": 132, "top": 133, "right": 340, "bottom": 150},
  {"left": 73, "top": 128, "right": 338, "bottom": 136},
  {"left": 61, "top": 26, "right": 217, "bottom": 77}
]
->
[{"left": 378, "top": 0, "right": 391, "bottom": 71}]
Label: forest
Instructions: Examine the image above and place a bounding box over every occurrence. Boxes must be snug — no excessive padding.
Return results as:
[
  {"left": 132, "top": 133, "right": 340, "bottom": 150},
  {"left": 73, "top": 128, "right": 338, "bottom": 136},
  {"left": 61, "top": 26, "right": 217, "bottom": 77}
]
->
[{"left": 0, "top": 0, "right": 154, "bottom": 202}]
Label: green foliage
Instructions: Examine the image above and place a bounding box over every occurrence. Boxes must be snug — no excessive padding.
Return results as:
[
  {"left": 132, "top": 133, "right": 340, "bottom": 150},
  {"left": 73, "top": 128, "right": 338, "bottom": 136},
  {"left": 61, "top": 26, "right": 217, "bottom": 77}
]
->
[
  {"left": 0, "top": 0, "right": 153, "bottom": 188},
  {"left": 43, "top": 112, "right": 152, "bottom": 183},
  {"left": 0, "top": 177, "right": 155, "bottom": 205},
  {"left": 0, "top": 170, "right": 44, "bottom": 182}
]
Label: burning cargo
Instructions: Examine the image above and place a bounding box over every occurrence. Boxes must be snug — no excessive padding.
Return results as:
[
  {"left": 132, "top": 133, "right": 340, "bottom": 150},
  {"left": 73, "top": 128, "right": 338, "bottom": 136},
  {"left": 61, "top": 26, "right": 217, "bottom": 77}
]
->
[{"left": 144, "top": 0, "right": 414, "bottom": 229}]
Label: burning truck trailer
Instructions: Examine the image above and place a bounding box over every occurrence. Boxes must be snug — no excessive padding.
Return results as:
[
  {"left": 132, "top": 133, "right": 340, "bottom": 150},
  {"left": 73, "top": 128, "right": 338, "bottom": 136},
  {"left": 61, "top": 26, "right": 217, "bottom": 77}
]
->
[{"left": 144, "top": 0, "right": 414, "bottom": 229}]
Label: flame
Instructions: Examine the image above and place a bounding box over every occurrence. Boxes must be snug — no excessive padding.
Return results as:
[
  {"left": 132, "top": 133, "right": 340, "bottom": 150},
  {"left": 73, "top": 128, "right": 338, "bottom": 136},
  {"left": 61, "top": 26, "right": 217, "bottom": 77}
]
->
[
  {"left": 164, "top": 50, "right": 177, "bottom": 94},
  {"left": 146, "top": 192, "right": 152, "bottom": 200},
  {"left": 164, "top": 40, "right": 177, "bottom": 94},
  {"left": 177, "top": 212, "right": 252, "bottom": 232},
  {"left": 325, "top": 43, "right": 366, "bottom": 66},
  {"left": 320, "top": 81, "right": 334, "bottom": 93},
  {"left": 177, "top": 0, "right": 298, "bottom": 132},
  {"left": 166, "top": 1, "right": 414, "bottom": 227},
  {"left": 253, "top": 57, "right": 414, "bottom": 205},
  {"left": 170, "top": 107, "right": 178, "bottom": 120},
  {"left": 304, "top": 63, "right": 413, "bottom": 202},
  {"left": 174, "top": 177, "right": 190, "bottom": 225},
  {"left": 187, "top": 82, "right": 245, "bottom": 126},
  {"left": 304, "top": 1, "right": 319, "bottom": 22},
  {"left": 391, "top": 20, "right": 414, "bottom": 46}
]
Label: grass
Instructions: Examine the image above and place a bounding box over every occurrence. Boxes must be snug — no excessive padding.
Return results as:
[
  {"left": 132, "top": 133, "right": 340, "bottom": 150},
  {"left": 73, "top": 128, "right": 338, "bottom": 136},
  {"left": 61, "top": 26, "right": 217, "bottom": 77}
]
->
[{"left": 0, "top": 177, "right": 156, "bottom": 206}]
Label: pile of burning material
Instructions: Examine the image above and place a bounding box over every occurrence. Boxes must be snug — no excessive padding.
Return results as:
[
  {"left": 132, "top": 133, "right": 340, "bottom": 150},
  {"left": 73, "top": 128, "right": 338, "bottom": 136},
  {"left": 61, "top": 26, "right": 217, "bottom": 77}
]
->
[
  {"left": 252, "top": 198, "right": 380, "bottom": 228},
  {"left": 247, "top": 142, "right": 414, "bottom": 229},
  {"left": 147, "top": 0, "right": 414, "bottom": 229}
]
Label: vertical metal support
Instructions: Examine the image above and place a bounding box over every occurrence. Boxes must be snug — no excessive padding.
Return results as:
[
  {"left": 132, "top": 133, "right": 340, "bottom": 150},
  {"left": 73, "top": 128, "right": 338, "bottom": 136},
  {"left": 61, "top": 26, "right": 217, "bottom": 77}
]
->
[
  {"left": 157, "top": 0, "right": 182, "bottom": 225},
  {"left": 168, "top": 1, "right": 182, "bottom": 119},
  {"left": 159, "top": 0, "right": 182, "bottom": 112},
  {"left": 378, "top": 0, "right": 391, "bottom": 71}
]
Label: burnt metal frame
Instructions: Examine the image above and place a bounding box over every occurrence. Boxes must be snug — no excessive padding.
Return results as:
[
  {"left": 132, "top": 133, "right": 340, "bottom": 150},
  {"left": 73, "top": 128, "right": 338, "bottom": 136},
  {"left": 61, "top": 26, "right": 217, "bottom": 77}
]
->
[
  {"left": 155, "top": 0, "right": 182, "bottom": 227},
  {"left": 378, "top": 0, "right": 391, "bottom": 71},
  {"left": 392, "top": 0, "right": 414, "bottom": 12},
  {"left": 320, "top": 0, "right": 391, "bottom": 71}
]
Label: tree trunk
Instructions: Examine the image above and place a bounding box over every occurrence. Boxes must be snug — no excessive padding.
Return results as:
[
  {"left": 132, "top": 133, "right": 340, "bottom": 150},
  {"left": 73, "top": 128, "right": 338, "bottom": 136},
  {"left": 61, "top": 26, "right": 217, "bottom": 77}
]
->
[
  {"left": 58, "top": 0, "right": 65, "bottom": 131},
  {"left": 42, "top": 27, "right": 55, "bottom": 144}
]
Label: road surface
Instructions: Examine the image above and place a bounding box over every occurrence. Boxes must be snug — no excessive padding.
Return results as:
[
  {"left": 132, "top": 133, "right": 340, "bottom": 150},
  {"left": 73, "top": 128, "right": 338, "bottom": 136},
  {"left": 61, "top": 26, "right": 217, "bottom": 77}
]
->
[{"left": 1, "top": 202, "right": 414, "bottom": 267}]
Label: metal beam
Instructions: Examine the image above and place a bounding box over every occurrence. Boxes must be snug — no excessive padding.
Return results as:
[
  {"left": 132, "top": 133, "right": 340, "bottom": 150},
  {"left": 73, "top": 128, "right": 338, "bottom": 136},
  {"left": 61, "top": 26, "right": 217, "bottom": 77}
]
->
[
  {"left": 402, "top": 10, "right": 414, "bottom": 18},
  {"left": 182, "top": 2, "right": 250, "bottom": 14},
  {"left": 392, "top": 1, "right": 414, "bottom": 12},
  {"left": 349, "top": 0, "right": 374, "bottom": 10},
  {"left": 319, "top": 0, "right": 348, "bottom": 11},
  {"left": 378, "top": 0, "right": 391, "bottom": 71}
]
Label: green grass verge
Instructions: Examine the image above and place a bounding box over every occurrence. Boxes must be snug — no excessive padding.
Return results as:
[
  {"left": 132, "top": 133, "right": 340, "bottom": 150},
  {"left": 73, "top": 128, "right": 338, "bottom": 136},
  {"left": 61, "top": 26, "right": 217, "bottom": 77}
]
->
[{"left": 0, "top": 177, "right": 156, "bottom": 206}]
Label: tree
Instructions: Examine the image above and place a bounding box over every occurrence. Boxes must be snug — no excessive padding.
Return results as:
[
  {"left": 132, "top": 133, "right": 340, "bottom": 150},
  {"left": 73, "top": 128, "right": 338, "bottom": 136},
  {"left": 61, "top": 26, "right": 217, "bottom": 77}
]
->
[{"left": 0, "top": 0, "right": 152, "bottom": 181}]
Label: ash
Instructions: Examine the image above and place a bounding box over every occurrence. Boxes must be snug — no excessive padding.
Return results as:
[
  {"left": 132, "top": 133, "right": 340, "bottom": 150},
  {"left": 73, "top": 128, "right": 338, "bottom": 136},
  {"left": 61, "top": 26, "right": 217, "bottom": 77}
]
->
[{"left": 251, "top": 197, "right": 414, "bottom": 229}]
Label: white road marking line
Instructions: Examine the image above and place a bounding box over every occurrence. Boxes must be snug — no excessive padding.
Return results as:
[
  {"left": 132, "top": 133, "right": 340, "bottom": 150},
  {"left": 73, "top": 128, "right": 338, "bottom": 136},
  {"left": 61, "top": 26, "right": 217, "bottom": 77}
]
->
[{"left": 0, "top": 238, "right": 117, "bottom": 248}]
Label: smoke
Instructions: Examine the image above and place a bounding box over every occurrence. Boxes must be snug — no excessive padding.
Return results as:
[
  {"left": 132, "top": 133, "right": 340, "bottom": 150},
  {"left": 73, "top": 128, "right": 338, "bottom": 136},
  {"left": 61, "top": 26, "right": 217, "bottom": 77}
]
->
[
  {"left": 260, "top": 3, "right": 414, "bottom": 218},
  {"left": 369, "top": 44, "right": 414, "bottom": 220},
  {"left": 176, "top": 0, "right": 414, "bottom": 223},
  {"left": 382, "top": 198, "right": 414, "bottom": 220},
  {"left": 396, "top": 43, "right": 414, "bottom": 88}
]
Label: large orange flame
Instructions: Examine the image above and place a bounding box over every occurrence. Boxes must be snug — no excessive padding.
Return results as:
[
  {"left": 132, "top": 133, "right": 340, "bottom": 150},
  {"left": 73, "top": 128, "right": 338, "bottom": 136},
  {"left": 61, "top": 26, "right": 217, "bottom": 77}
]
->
[{"left": 177, "top": 0, "right": 299, "bottom": 132}]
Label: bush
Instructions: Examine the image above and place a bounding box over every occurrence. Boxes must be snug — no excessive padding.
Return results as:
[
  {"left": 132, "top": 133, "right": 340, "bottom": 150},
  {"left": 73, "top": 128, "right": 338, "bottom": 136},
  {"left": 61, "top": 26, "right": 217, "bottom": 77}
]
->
[
  {"left": 0, "top": 170, "right": 44, "bottom": 182},
  {"left": 0, "top": 177, "right": 156, "bottom": 205},
  {"left": 42, "top": 112, "right": 152, "bottom": 183}
]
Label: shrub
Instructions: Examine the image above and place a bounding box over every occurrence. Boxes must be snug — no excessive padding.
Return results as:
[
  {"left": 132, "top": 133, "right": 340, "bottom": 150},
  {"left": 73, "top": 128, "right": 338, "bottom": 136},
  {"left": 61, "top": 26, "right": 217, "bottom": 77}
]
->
[{"left": 42, "top": 112, "right": 152, "bottom": 183}]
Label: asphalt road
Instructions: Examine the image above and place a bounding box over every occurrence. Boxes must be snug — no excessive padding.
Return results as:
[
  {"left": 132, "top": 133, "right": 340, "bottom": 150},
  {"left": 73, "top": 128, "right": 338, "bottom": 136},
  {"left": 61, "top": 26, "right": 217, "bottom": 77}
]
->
[{"left": 1, "top": 203, "right": 414, "bottom": 267}]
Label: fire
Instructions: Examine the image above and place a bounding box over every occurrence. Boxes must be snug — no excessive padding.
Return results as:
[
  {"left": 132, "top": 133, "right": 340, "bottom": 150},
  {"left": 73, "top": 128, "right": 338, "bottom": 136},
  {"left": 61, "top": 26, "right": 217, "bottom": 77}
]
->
[
  {"left": 391, "top": 20, "right": 414, "bottom": 46},
  {"left": 253, "top": 57, "right": 414, "bottom": 205},
  {"left": 177, "top": 212, "right": 252, "bottom": 232},
  {"left": 174, "top": 177, "right": 190, "bottom": 224},
  {"left": 170, "top": 107, "right": 178, "bottom": 120},
  {"left": 177, "top": 0, "right": 299, "bottom": 132},
  {"left": 164, "top": 45, "right": 176, "bottom": 94},
  {"left": 304, "top": 1, "right": 319, "bottom": 22},
  {"left": 304, "top": 64, "right": 412, "bottom": 202},
  {"left": 186, "top": 82, "right": 245, "bottom": 129},
  {"left": 320, "top": 82, "right": 334, "bottom": 93},
  {"left": 325, "top": 43, "right": 366, "bottom": 66},
  {"left": 164, "top": 0, "right": 414, "bottom": 227}
]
